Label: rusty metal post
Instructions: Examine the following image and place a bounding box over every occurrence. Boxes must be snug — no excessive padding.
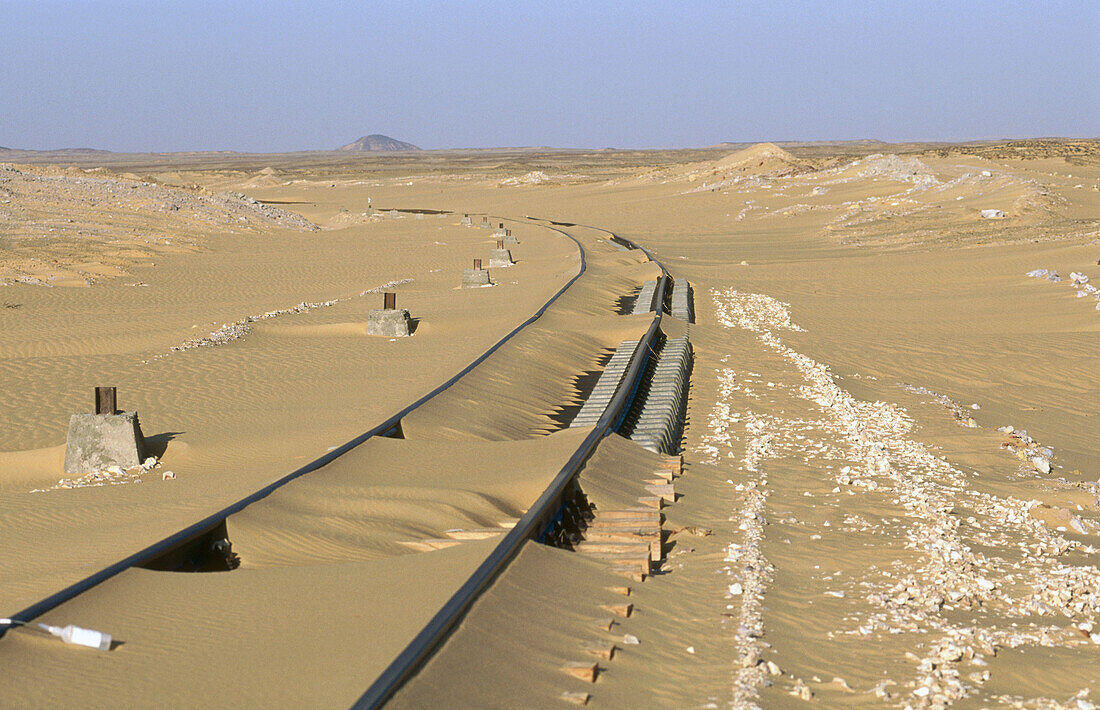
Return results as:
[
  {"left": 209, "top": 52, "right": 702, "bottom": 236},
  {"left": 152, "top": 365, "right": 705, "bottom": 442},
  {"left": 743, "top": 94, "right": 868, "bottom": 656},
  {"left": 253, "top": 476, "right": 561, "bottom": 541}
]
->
[
  {"left": 95, "top": 386, "right": 117, "bottom": 415},
  {"left": 383, "top": 292, "right": 396, "bottom": 310},
  {"left": 473, "top": 259, "right": 482, "bottom": 270}
]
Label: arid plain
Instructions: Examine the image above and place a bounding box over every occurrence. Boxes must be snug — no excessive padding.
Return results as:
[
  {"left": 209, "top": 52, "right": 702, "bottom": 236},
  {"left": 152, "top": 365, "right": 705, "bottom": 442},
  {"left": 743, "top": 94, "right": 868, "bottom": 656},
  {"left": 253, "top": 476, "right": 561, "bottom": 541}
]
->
[{"left": 1, "top": 138, "right": 1098, "bottom": 708}]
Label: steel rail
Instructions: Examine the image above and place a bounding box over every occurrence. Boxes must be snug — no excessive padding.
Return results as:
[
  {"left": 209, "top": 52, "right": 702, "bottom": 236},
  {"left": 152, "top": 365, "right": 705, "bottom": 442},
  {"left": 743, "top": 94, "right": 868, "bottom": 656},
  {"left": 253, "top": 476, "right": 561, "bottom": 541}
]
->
[
  {"left": 354, "top": 223, "right": 669, "bottom": 709},
  {"left": 0, "top": 217, "right": 586, "bottom": 639}
]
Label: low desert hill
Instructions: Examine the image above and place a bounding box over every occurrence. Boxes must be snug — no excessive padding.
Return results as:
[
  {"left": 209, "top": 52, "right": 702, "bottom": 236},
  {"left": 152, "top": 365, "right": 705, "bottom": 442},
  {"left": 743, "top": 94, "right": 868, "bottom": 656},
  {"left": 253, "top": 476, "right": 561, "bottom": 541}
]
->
[
  {"left": 338, "top": 135, "right": 420, "bottom": 152},
  {"left": 712, "top": 142, "right": 809, "bottom": 174}
]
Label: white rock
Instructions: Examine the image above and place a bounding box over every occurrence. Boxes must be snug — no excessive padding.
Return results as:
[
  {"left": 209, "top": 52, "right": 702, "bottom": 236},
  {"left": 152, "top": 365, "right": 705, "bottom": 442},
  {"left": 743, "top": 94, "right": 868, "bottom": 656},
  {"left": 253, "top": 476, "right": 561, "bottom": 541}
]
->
[
  {"left": 622, "top": 634, "right": 639, "bottom": 645},
  {"left": 1031, "top": 456, "right": 1052, "bottom": 474}
]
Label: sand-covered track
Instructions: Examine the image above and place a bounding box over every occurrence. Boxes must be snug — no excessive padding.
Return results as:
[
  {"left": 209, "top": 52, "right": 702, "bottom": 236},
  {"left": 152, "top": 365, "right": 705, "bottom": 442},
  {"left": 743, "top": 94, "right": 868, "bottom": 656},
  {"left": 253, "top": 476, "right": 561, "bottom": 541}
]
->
[
  {"left": 0, "top": 216, "right": 587, "bottom": 637},
  {"left": 0, "top": 217, "right": 677, "bottom": 709},
  {"left": 353, "top": 228, "right": 670, "bottom": 707}
]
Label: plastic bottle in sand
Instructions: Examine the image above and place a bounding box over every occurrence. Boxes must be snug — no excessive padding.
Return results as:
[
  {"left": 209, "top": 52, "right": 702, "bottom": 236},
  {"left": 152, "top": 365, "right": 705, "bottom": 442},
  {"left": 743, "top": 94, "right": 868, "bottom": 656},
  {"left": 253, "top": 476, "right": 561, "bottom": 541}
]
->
[{"left": 38, "top": 623, "right": 112, "bottom": 650}]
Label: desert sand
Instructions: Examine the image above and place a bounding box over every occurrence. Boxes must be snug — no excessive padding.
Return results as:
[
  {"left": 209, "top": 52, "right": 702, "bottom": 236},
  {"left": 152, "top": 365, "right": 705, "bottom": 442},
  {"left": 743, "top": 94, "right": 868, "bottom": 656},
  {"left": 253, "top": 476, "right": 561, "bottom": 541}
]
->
[{"left": 1, "top": 138, "right": 1097, "bottom": 708}]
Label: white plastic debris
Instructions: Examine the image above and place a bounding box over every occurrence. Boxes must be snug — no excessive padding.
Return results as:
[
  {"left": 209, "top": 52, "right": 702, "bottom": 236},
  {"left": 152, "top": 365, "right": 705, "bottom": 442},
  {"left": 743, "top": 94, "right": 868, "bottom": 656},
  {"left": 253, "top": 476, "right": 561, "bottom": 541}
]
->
[
  {"left": 980, "top": 209, "right": 1005, "bottom": 219},
  {"left": 38, "top": 623, "right": 112, "bottom": 650}
]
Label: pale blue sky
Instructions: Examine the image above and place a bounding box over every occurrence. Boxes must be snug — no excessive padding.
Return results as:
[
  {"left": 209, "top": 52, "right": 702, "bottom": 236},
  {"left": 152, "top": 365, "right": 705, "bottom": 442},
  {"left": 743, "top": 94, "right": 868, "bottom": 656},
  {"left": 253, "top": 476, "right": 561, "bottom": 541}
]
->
[{"left": 1, "top": 1, "right": 1097, "bottom": 152}]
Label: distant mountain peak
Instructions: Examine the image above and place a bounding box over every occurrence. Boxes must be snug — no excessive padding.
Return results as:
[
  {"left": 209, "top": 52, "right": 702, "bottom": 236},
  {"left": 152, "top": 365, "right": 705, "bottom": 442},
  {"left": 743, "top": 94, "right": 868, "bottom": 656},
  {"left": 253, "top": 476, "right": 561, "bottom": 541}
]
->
[{"left": 338, "top": 134, "right": 420, "bottom": 152}]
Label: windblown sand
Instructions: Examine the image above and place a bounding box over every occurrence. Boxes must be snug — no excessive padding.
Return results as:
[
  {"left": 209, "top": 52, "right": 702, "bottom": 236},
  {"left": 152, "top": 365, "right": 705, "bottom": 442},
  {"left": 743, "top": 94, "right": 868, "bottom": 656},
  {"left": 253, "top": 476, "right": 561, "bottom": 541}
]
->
[{"left": 1, "top": 140, "right": 1097, "bottom": 708}]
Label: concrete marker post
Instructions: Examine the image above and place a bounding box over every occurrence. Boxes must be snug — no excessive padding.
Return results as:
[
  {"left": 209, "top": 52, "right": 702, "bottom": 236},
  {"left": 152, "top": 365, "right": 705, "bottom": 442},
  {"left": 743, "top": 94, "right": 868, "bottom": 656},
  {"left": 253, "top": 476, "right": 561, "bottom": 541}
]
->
[
  {"left": 64, "top": 388, "right": 146, "bottom": 474},
  {"left": 367, "top": 293, "right": 412, "bottom": 337},
  {"left": 462, "top": 258, "right": 491, "bottom": 288},
  {"left": 489, "top": 239, "right": 514, "bottom": 268}
]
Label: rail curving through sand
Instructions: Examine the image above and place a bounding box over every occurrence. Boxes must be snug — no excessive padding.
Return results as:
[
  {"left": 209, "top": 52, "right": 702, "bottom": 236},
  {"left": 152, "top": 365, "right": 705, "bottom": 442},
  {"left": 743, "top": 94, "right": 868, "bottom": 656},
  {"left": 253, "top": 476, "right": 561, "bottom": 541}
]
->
[
  {"left": 0, "top": 215, "right": 587, "bottom": 640},
  {"left": 2, "top": 215, "right": 676, "bottom": 710},
  {"left": 354, "top": 221, "right": 670, "bottom": 708}
]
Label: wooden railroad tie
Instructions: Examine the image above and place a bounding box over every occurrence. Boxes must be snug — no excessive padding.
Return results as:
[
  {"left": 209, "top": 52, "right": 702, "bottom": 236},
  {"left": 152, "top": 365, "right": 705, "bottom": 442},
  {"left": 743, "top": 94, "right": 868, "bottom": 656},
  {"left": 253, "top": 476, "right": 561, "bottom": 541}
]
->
[
  {"left": 560, "top": 691, "right": 591, "bottom": 705},
  {"left": 561, "top": 661, "right": 598, "bottom": 683},
  {"left": 582, "top": 641, "right": 616, "bottom": 660},
  {"left": 442, "top": 528, "right": 507, "bottom": 540},
  {"left": 597, "top": 509, "right": 662, "bottom": 524},
  {"left": 644, "top": 483, "right": 674, "bottom": 502},
  {"left": 613, "top": 567, "right": 646, "bottom": 583},
  {"left": 398, "top": 539, "right": 464, "bottom": 552},
  {"left": 601, "top": 602, "right": 633, "bottom": 619}
]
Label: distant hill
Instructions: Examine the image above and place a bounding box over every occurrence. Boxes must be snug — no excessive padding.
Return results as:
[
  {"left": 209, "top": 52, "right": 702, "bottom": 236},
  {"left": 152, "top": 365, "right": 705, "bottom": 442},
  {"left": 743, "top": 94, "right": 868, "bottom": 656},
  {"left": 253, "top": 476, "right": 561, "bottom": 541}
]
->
[
  {"left": 0, "top": 146, "right": 114, "bottom": 155},
  {"left": 338, "top": 134, "right": 420, "bottom": 152},
  {"left": 712, "top": 142, "right": 809, "bottom": 174}
]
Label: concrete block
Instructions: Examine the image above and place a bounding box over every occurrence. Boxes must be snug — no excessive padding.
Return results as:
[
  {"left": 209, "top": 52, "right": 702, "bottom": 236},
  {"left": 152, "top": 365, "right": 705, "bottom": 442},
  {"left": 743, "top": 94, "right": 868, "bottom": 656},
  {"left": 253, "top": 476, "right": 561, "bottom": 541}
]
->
[
  {"left": 64, "top": 412, "right": 146, "bottom": 474},
  {"left": 366, "top": 308, "right": 412, "bottom": 337},
  {"left": 489, "top": 248, "right": 514, "bottom": 268},
  {"left": 462, "top": 268, "right": 491, "bottom": 288}
]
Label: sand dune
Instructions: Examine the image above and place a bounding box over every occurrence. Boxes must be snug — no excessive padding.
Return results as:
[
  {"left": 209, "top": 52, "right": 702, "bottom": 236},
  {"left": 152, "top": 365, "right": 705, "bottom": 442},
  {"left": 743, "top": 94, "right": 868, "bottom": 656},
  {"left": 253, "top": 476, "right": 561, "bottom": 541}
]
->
[{"left": 1, "top": 139, "right": 1097, "bottom": 708}]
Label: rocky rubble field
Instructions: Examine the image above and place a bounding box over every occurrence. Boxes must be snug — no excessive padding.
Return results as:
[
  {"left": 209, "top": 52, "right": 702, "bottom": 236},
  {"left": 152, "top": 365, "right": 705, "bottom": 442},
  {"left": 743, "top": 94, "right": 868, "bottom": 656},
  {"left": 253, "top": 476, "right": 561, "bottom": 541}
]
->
[{"left": 0, "top": 163, "right": 316, "bottom": 286}]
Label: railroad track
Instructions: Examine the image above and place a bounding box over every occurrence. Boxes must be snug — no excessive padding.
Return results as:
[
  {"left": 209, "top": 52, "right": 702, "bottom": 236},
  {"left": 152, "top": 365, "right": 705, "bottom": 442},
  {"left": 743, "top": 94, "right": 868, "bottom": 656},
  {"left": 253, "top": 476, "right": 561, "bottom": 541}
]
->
[
  {"left": 354, "top": 222, "right": 675, "bottom": 707},
  {"left": 2, "top": 215, "right": 691, "bottom": 708}
]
